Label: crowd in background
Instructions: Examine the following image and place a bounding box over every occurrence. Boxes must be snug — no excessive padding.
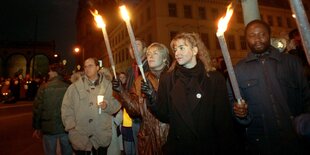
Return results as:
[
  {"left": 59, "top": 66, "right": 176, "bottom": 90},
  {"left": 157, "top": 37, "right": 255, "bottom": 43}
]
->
[{"left": 0, "top": 74, "right": 45, "bottom": 103}]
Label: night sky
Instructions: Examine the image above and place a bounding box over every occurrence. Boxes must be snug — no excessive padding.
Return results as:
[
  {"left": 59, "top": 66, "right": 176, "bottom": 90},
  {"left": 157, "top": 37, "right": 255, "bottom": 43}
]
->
[{"left": 0, "top": 0, "right": 78, "bottom": 67}]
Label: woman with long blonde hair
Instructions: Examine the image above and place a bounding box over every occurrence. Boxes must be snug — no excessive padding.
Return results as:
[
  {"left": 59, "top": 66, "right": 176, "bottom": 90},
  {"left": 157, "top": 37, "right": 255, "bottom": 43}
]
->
[{"left": 142, "top": 32, "right": 239, "bottom": 154}]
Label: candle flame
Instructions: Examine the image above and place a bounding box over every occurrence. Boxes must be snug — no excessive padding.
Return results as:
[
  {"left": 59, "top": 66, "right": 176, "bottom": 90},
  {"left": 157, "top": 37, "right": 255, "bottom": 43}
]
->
[
  {"left": 216, "top": 3, "right": 234, "bottom": 36},
  {"left": 90, "top": 9, "right": 106, "bottom": 28},
  {"left": 120, "top": 5, "right": 130, "bottom": 21}
]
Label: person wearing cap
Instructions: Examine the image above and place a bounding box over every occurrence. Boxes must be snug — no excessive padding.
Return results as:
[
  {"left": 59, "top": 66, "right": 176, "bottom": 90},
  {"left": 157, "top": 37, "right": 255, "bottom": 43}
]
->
[{"left": 32, "top": 63, "right": 72, "bottom": 155}]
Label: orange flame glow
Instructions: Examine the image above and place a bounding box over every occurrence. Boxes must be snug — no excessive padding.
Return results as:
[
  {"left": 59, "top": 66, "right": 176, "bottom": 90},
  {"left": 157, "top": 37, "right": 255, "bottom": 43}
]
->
[
  {"left": 90, "top": 9, "right": 106, "bottom": 28},
  {"left": 216, "top": 3, "right": 234, "bottom": 36},
  {"left": 120, "top": 5, "right": 130, "bottom": 21}
]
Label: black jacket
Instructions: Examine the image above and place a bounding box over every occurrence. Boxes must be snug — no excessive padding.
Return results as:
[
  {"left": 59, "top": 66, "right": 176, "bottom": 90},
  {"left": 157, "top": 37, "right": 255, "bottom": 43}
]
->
[
  {"left": 230, "top": 47, "right": 310, "bottom": 154},
  {"left": 32, "top": 76, "right": 69, "bottom": 134},
  {"left": 149, "top": 62, "right": 239, "bottom": 154}
]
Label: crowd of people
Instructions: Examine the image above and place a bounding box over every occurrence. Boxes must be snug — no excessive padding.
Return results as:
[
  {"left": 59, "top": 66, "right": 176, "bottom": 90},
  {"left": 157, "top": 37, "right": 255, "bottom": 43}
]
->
[
  {"left": 0, "top": 74, "right": 45, "bottom": 103},
  {"left": 29, "top": 19, "right": 310, "bottom": 155}
]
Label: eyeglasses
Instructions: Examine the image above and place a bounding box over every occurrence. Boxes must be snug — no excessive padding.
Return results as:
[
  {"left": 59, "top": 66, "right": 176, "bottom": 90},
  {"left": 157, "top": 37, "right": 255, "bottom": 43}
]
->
[{"left": 84, "top": 64, "right": 96, "bottom": 69}]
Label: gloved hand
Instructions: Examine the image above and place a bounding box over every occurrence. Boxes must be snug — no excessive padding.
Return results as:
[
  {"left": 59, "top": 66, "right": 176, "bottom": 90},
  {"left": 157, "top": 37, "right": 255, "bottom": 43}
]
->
[
  {"left": 141, "top": 79, "right": 153, "bottom": 97},
  {"left": 112, "top": 78, "right": 124, "bottom": 93},
  {"left": 141, "top": 79, "right": 157, "bottom": 105}
]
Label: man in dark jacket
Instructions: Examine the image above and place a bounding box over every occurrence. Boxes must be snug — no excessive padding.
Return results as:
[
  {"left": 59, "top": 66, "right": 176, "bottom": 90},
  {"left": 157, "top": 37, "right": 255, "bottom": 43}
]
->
[
  {"left": 231, "top": 20, "right": 310, "bottom": 154},
  {"left": 32, "top": 63, "right": 72, "bottom": 155}
]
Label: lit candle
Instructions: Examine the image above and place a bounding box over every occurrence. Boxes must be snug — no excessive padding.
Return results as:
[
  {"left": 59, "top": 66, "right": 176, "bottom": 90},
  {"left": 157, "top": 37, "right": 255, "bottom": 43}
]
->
[
  {"left": 216, "top": 3, "right": 242, "bottom": 104},
  {"left": 288, "top": 0, "right": 310, "bottom": 64},
  {"left": 120, "top": 5, "right": 146, "bottom": 82},
  {"left": 91, "top": 10, "right": 117, "bottom": 79},
  {"left": 97, "top": 95, "right": 104, "bottom": 114}
]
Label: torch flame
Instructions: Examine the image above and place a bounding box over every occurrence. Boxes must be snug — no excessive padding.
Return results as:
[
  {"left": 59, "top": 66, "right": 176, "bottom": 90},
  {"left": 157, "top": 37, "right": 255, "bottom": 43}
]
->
[
  {"left": 90, "top": 9, "right": 106, "bottom": 28},
  {"left": 216, "top": 3, "right": 234, "bottom": 36},
  {"left": 120, "top": 5, "right": 130, "bottom": 21}
]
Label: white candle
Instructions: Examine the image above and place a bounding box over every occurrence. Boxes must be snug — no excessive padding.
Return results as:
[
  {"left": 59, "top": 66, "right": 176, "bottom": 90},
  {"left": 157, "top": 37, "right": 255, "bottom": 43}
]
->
[
  {"left": 216, "top": 3, "right": 242, "bottom": 104},
  {"left": 91, "top": 10, "right": 117, "bottom": 79},
  {"left": 120, "top": 5, "right": 146, "bottom": 82},
  {"left": 101, "top": 26, "right": 117, "bottom": 79},
  {"left": 97, "top": 95, "right": 104, "bottom": 114}
]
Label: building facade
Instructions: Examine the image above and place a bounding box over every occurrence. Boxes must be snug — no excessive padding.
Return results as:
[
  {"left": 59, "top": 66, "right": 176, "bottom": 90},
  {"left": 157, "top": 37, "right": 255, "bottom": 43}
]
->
[
  {"left": 0, "top": 41, "right": 59, "bottom": 78},
  {"left": 76, "top": 0, "right": 309, "bottom": 72}
]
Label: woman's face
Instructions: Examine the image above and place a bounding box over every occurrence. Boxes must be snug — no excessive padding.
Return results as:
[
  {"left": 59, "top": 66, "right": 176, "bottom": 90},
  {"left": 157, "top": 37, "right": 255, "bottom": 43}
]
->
[
  {"left": 146, "top": 46, "right": 166, "bottom": 71},
  {"left": 172, "top": 39, "right": 197, "bottom": 69},
  {"left": 119, "top": 73, "right": 127, "bottom": 84}
]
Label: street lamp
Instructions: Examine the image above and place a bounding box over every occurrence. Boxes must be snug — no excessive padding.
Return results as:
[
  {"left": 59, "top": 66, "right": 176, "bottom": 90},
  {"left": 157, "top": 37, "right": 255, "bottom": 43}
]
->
[
  {"left": 73, "top": 47, "right": 85, "bottom": 62},
  {"left": 74, "top": 47, "right": 80, "bottom": 53}
]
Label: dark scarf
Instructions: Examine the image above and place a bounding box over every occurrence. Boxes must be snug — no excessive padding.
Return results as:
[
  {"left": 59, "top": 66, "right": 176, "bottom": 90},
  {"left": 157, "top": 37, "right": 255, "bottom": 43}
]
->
[
  {"left": 175, "top": 60, "right": 204, "bottom": 90},
  {"left": 174, "top": 60, "right": 205, "bottom": 111}
]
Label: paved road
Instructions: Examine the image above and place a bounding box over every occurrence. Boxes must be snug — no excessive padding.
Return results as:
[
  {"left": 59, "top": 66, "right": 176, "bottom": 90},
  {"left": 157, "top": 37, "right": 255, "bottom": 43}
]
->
[{"left": 0, "top": 101, "right": 44, "bottom": 155}]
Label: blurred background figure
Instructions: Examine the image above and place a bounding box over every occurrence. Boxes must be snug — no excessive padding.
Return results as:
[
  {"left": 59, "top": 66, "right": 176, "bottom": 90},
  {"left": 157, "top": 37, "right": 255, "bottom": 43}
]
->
[
  {"left": 32, "top": 63, "right": 72, "bottom": 155},
  {"left": 287, "top": 28, "right": 310, "bottom": 84},
  {"left": 287, "top": 28, "right": 307, "bottom": 65},
  {"left": 69, "top": 71, "right": 84, "bottom": 84},
  {"left": 0, "top": 78, "right": 15, "bottom": 103},
  {"left": 26, "top": 76, "right": 41, "bottom": 101},
  {"left": 124, "top": 38, "right": 149, "bottom": 155}
]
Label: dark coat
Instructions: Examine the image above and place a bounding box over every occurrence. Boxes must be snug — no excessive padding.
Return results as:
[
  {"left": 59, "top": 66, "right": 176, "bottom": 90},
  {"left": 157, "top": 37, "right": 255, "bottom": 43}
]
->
[
  {"left": 231, "top": 47, "right": 310, "bottom": 154},
  {"left": 32, "top": 76, "right": 69, "bottom": 134},
  {"left": 149, "top": 63, "right": 239, "bottom": 154}
]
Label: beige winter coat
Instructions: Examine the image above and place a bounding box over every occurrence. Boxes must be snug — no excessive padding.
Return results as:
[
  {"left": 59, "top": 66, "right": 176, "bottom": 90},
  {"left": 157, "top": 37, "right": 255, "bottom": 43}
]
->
[{"left": 61, "top": 72, "right": 121, "bottom": 151}]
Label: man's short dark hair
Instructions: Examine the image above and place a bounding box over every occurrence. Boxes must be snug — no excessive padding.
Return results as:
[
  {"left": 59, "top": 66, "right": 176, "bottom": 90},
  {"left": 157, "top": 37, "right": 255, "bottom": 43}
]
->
[
  {"left": 85, "top": 57, "right": 99, "bottom": 66},
  {"left": 49, "top": 63, "right": 65, "bottom": 76},
  {"left": 245, "top": 19, "right": 271, "bottom": 35}
]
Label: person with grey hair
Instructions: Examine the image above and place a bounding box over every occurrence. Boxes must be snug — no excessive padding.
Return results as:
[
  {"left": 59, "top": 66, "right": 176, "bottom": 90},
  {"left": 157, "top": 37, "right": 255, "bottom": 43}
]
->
[
  {"left": 32, "top": 63, "right": 72, "bottom": 155},
  {"left": 112, "top": 42, "right": 170, "bottom": 154}
]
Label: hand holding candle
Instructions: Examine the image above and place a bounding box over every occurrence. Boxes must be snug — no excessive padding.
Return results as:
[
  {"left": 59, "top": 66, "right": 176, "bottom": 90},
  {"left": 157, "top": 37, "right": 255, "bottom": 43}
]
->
[
  {"left": 119, "top": 5, "right": 146, "bottom": 82},
  {"left": 216, "top": 3, "right": 243, "bottom": 104},
  {"left": 91, "top": 10, "right": 117, "bottom": 79}
]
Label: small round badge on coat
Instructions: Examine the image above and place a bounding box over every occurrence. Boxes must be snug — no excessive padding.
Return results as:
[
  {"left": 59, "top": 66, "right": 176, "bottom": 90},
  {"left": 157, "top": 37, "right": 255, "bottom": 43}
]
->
[{"left": 196, "top": 93, "right": 202, "bottom": 99}]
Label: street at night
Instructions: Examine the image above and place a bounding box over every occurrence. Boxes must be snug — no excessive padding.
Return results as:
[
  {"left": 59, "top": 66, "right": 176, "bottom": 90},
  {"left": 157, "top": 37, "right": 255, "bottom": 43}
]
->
[{"left": 0, "top": 101, "right": 44, "bottom": 155}]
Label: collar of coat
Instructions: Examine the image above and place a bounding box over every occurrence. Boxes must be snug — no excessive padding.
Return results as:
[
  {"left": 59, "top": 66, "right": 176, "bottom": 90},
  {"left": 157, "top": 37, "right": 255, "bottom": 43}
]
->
[
  {"left": 245, "top": 46, "right": 282, "bottom": 63},
  {"left": 73, "top": 72, "right": 109, "bottom": 99}
]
